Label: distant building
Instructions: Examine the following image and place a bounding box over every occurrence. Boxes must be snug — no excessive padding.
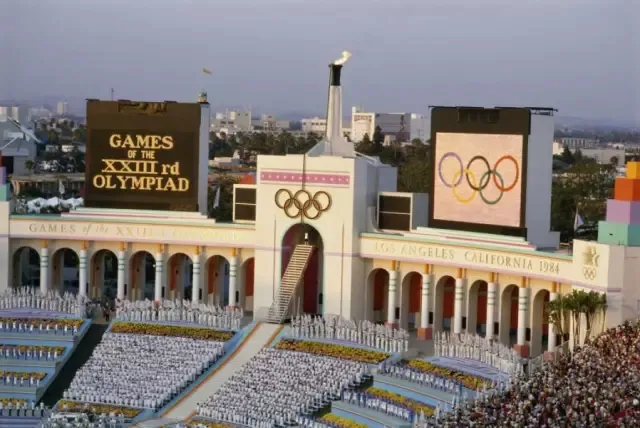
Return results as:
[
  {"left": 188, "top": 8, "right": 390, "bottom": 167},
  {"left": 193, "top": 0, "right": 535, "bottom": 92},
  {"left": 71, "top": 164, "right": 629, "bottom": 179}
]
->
[
  {"left": 10, "top": 173, "right": 84, "bottom": 196},
  {"left": 211, "top": 110, "right": 252, "bottom": 134},
  {"left": 0, "top": 121, "right": 37, "bottom": 176},
  {"left": 556, "top": 137, "right": 598, "bottom": 150},
  {"left": 57, "top": 102, "right": 69, "bottom": 116},
  {"left": 579, "top": 148, "right": 625, "bottom": 167},
  {"left": 209, "top": 151, "right": 243, "bottom": 169},
  {"left": 301, "top": 117, "right": 327, "bottom": 134},
  {"left": 350, "top": 107, "right": 429, "bottom": 144}
]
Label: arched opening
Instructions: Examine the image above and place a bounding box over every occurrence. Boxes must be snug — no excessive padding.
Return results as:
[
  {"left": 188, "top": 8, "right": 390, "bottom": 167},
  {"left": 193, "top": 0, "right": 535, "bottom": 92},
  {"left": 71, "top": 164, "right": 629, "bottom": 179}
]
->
[
  {"left": 467, "top": 280, "right": 488, "bottom": 336},
  {"left": 12, "top": 247, "right": 40, "bottom": 289},
  {"left": 400, "top": 272, "right": 422, "bottom": 330},
  {"left": 129, "top": 251, "right": 156, "bottom": 301},
  {"left": 205, "top": 255, "right": 230, "bottom": 306},
  {"left": 241, "top": 258, "right": 255, "bottom": 313},
  {"left": 499, "top": 284, "right": 519, "bottom": 346},
  {"left": 166, "top": 253, "right": 193, "bottom": 301},
  {"left": 366, "top": 269, "right": 389, "bottom": 323},
  {"left": 51, "top": 248, "right": 79, "bottom": 294},
  {"left": 531, "top": 289, "right": 550, "bottom": 357},
  {"left": 90, "top": 250, "right": 117, "bottom": 301},
  {"left": 281, "top": 223, "right": 324, "bottom": 315},
  {"left": 434, "top": 275, "right": 455, "bottom": 332}
]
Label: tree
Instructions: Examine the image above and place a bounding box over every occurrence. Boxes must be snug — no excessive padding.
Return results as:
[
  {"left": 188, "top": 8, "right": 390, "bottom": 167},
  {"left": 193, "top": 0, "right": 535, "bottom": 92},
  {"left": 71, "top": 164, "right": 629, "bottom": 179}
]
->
[
  {"left": 47, "top": 130, "right": 59, "bottom": 145},
  {"left": 548, "top": 290, "right": 607, "bottom": 348},
  {"left": 610, "top": 156, "right": 619, "bottom": 166},
  {"left": 355, "top": 133, "right": 374, "bottom": 154},
  {"left": 551, "top": 160, "right": 614, "bottom": 242},
  {"left": 372, "top": 125, "right": 384, "bottom": 152},
  {"left": 547, "top": 294, "right": 568, "bottom": 343},
  {"left": 208, "top": 175, "right": 239, "bottom": 221},
  {"left": 24, "top": 160, "right": 35, "bottom": 174},
  {"left": 560, "top": 146, "right": 575, "bottom": 165}
]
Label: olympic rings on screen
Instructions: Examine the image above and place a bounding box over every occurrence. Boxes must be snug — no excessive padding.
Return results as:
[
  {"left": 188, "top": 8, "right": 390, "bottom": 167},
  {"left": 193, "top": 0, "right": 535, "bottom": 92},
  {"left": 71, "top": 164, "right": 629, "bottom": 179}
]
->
[
  {"left": 274, "top": 189, "right": 332, "bottom": 220},
  {"left": 451, "top": 169, "right": 477, "bottom": 203},
  {"left": 438, "top": 153, "right": 520, "bottom": 205}
]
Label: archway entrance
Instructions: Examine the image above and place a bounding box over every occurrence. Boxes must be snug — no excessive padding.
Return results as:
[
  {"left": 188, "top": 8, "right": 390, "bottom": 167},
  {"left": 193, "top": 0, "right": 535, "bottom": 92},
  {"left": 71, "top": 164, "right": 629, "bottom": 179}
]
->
[
  {"left": 434, "top": 276, "right": 455, "bottom": 332},
  {"left": 166, "top": 253, "right": 192, "bottom": 301},
  {"left": 12, "top": 247, "right": 40, "bottom": 289},
  {"left": 281, "top": 223, "right": 324, "bottom": 315},
  {"left": 467, "top": 280, "right": 488, "bottom": 336},
  {"left": 129, "top": 251, "right": 156, "bottom": 300},
  {"left": 241, "top": 258, "right": 255, "bottom": 312},
  {"left": 205, "top": 255, "right": 230, "bottom": 306},
  {"left": 500, "top": 284, "right": 519, "bottom": 345},
  {"left": 51, "top": 248, "right": 79, "bottom": 294},
  {"left": 91, "top": 250, "right": 117, "bottom": 301},
  {"left": 531, "top": 289, "right": 550, "bottom": 357},
  {"left": 400, "top": 272, "right": 421, "bottom": 330},
  {"left": 367, "top": 269, "right": 389, "bottom": 323}
]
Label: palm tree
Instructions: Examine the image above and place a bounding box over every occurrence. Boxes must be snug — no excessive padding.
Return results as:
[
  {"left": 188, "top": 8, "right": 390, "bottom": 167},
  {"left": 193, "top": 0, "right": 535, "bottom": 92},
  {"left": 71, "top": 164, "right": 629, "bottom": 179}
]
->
[
  {"left": 547, "top": 294, "right": 567, "bottom": 345},
  {"left": 583, "top": 291, "right": 607, "bottom": 342},
  {"left": 564, "top": 291, "right": 582, "bottom": 348}
]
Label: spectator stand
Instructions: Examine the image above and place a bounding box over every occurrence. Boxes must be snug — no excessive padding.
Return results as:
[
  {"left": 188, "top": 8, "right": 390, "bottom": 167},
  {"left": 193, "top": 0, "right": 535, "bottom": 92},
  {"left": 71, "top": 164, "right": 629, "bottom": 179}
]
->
[
  {"left": 53, "top": 316, "right": 256, "bottom": 427},
  {"left": 0, "top": 302, "right": 91, "bottom": 407},
  {"left": 152, "top": 321, "right": 258, "bottom": 417}
]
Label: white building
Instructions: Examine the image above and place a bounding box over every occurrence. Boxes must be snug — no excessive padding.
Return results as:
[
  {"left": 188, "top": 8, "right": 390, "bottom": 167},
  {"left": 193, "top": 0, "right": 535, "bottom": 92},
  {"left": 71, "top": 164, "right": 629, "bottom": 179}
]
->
[
  {"left": 0, "top": 106, "right": 28, "bottom": 125},
  {"left": 0, "top": 121, "right": 38, "bottom": 175},
  {"left": 350, "top": 107, "right": 429, "bottom": 143},
  {"left": 301, "top": 117, "right": 328, "bottom": 135},
  {"left": 580, "top": 148, "right": 625, "bottom": 166},
  {"left": 57, "top": 102, "right": 69, "bottom": 116},
  {"left": 556, "top": 137, "right": 598, "bottom": 149}
]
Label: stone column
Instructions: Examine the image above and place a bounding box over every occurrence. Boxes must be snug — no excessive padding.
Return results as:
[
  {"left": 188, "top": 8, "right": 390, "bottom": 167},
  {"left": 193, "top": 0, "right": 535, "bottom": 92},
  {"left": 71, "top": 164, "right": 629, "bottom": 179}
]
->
[
  {"left": 514, "top": 282, "right": 530, "bottom": 357},
  {"left": 192, "top": 253, "right": 201, "bottom": 304},
  {"left": 228, "top": 255, "right": 238, "bottom": 307},
  {"left": 154, "top": 251, "right": 164, "bottom": 302},
  {"left": 453, "top": 277, "right": 465, "bottom": 334},
  {"left": 78, "top": 249, "right": 88, "bottom": 297},
  {"left": 117, "top": 249, "right": 126, "bottom": 301},
  {"left": 386, "top": 269, "right": 398, "bottom": 328},
  {"left": 486, "top": 281, "right": 497, "bottom": 339},
  {"left": 417, "top": 272, "right": 432, "bottom": 340},
  {"left": 39, "top": 244, "right": 49, "bottom": 295}
]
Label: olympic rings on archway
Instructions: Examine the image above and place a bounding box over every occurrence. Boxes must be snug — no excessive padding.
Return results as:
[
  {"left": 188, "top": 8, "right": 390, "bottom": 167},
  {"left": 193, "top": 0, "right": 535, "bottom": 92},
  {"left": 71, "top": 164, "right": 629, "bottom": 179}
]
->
[
  {"left": 437, "top": 153, "right": 520, "bottom": 205},
  {"left": 274, "top": 189, "right": 332, "bottom": 220}
]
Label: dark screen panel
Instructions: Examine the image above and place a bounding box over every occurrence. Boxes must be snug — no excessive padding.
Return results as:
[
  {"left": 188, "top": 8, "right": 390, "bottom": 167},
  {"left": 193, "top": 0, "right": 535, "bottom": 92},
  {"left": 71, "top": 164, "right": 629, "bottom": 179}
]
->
[
  {"left": 84, "top": 100, "right": 201, "bottom": 211},
  {"left": 379, "top": 195, "right": 411, "bottom": 214},
  {"left": 379, "top": 213, "right": 411, "bottom": 231},
  {"left": 235, "top": 204, "right": 256, "bottom": 221},
  {"left": 235, "top": 188, "right": 256, "bottom": 204}
]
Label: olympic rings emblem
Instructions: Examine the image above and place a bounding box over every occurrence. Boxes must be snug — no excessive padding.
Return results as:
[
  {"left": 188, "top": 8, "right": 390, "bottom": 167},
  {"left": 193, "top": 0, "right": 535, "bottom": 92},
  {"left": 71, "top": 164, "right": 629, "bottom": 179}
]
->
[
  {"left": 437, "top": 152, "right": 520, "bottom": 205},
  {"left": 274, "top": 189, "right": 332, "bottom": 220},
  {"left": 582, "top": 266, "right": 597, "bottom": 281}
]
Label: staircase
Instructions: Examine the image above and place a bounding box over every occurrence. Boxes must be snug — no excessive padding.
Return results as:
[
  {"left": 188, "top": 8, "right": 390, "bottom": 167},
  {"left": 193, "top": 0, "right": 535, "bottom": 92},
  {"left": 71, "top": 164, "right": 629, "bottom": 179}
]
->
[{"left": 267, "top": 244, "right": 314, "bottom": 324}]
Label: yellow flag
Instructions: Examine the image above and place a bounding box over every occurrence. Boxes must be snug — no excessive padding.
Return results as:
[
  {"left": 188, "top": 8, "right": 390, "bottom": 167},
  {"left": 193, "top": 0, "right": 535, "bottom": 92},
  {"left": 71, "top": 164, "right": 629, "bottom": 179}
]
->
[{"left": 202, "top": 68, "right": 213, "bottom": 75}]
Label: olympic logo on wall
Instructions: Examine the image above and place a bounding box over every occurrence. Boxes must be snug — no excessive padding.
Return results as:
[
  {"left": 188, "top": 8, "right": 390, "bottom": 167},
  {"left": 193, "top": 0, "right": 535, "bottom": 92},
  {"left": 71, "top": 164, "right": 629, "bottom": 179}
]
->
[
  {"left": 275, "top": 189, "right": 332, "bottom": 220},
  {"left": 437, "top": 152, "right": 521, "bottom": 205},
  {"left": 582, "top": 267, "right": 597, "bottom": 281}
]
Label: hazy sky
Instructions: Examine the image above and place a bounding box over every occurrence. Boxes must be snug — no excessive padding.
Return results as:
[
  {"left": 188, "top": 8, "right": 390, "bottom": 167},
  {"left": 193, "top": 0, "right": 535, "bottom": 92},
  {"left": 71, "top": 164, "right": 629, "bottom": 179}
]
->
[{"left": 1, "top": 0, "right": 638, "bottom": 123}]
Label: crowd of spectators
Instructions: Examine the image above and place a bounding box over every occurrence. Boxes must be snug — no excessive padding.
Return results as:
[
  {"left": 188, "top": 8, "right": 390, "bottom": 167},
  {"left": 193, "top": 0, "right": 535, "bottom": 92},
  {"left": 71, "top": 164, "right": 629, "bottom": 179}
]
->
[{"left": 433, "top": 320, "right": 640, "bottom": 427}]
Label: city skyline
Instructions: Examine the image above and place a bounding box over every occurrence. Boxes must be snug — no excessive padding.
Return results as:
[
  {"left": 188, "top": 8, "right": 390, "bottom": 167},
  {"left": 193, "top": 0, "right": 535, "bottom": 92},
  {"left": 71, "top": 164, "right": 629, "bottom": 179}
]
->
[{"left": 1, "top": 0, "right": 638, "bottom": 124}]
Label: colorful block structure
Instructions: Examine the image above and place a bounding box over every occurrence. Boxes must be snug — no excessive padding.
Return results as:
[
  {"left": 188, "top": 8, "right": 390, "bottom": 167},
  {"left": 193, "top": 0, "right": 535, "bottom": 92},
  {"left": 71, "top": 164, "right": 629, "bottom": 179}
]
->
[{"left": 599, "top": 162, "right": 640, "bottom": 246}]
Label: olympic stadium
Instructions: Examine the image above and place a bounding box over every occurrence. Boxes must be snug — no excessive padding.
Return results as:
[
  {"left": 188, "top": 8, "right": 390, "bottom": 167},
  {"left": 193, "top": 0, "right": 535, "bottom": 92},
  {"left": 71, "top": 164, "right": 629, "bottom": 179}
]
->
[{"left": 0, "top": 53, "right": 637, "bottom": 427}]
